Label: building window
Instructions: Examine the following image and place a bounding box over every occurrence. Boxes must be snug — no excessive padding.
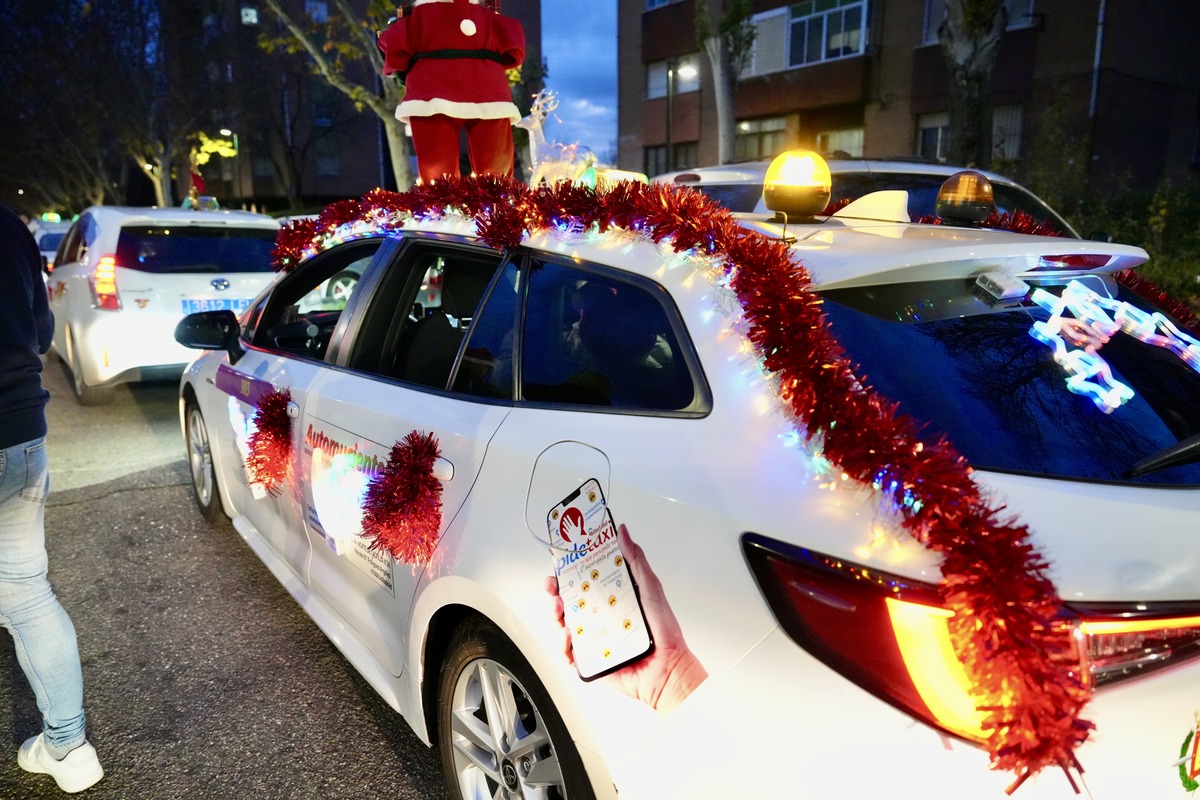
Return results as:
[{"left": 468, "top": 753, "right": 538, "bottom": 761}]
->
[
  {"left": 922, "top": 0, "right": 1034, "bottom": 45},
  {"left": 644, "top": 142, "right": 698, "bottom": 176},
  {"left": 646, "top": 54, "right": 701, "bottom": 100},
  {"left": 917, "top": 112, "right": 950, "bottom": 161},
  {"left": 788, "top": 0, "right": 867, "bottom": 68},
  {"left": 645, "top": 146, "right": 667, "bottom": 177},
  {"left": 735, "top": 117, "right": 788, "bottom": 161},
  {"left": 315, "top": 135, "right": 340, "bottom": 177},
  {"left": 253, "top": 155, "right": 274, "bottom": 179},
  {"left": 992, "top": 104, "right": 1023, "bottom": 160},
  {"left": 240, "top": 6, "right": 259, "bottom": 25},
  {"left": 645, "top": 0, "right": 671, "bottom": 8},
  {"left": 917, "top": 106, "right": 1023, "bottom": 161},
  {"left": 815, "top": 127, "right": 864, "bottom": 157}
]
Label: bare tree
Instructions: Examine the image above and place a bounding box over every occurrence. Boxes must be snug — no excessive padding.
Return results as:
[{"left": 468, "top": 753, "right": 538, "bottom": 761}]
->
[
  {"left": 259, "top": 0, "right": 413, "bottom": 190},
  {"left": 938, "top": 0, "right": 1007, "bottom": 168},
  {"left": 694, "top": 0, "right": 755, "bottom": 165}
]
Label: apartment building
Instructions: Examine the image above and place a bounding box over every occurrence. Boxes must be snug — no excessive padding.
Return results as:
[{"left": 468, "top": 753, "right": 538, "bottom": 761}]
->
[{"left": 617, "top": 0, "right": 1199, "bottom": 192}]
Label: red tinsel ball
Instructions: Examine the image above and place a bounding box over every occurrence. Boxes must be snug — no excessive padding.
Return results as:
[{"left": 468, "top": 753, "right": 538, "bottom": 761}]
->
[
  {"left": 245, "top": 388, "right": 293, "bottom": 495},
  {"left": 360, "top": 430, "right": 444, "bottom": 564}
]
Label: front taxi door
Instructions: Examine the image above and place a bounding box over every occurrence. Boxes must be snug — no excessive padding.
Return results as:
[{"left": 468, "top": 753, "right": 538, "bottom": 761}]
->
[
  {"left": 215, "top": 240, "right": 383, "bottom": 583},
  {"left": 298, "top": 239, "right": 514, "bottom": 675}
]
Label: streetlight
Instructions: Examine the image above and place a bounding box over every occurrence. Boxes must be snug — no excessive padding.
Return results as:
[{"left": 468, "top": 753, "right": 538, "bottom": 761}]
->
[
  {"left": 664, "top": 58, "right": 697, "bottom": 173},
  {"left": 220, "top": 128, "right": 241, "bottom": 203}
]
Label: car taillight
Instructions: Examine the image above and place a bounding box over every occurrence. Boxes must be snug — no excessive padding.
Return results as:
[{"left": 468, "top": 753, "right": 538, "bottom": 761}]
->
[
  {"left": 1072, "top": 606, "right": 1200, "bottom": 687},
  {"left": 90, "top": 255, "right": 121, "bottom": 310},
  {"left": 742, "top": 533, "right": 990, "bottom": 742},
  {"left": 1034, "top": 254, "right": 1112, "bottom": 271},
  {"left": 743, "top": 534, "right": 1200, "bottom": 743}
]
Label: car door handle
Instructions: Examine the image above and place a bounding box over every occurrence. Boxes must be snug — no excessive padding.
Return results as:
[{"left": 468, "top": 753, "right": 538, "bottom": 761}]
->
[
  {"left": 286, "top": 401, "right": 300, "bottom": 419},
  {"left": 433, "top": 457, "right": 453, "bottom": 482}
]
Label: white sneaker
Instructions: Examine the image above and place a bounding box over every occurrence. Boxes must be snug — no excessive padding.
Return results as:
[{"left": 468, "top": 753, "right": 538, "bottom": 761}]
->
[{"left": 17, "top": 734, "right": 104, "bottom": 793}]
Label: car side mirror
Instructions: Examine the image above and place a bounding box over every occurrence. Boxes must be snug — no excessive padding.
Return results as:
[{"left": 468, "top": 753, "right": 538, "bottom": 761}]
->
[{"left": 175, "top": 310, "right": 244, "bottom": 363}]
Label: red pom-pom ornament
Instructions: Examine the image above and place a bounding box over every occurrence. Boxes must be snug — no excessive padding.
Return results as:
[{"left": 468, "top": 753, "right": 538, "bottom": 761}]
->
[
  {"left": 245, "top": 388, "right": 293, "bottom": 496},
  {"left": 360, "top": 430, "right": 444, "bottom": 564}
]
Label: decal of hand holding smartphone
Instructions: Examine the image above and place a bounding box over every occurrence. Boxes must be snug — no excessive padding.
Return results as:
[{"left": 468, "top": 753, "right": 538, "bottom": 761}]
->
[
  {"left": 547, "top": 479, "right": 653, "bottom": 680},
  {"left": 547, "top": 480, "right": 708, "bottom": 713}
]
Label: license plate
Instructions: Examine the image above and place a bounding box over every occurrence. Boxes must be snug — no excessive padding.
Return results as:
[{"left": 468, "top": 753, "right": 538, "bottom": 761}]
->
[{"left": 181, "top": 298, "right": 252, "bottom": 314}]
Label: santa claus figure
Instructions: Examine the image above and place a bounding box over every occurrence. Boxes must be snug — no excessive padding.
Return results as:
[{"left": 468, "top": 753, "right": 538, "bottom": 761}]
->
[{"left": 378, "top": 0, "right": 526, "bottom": 183}]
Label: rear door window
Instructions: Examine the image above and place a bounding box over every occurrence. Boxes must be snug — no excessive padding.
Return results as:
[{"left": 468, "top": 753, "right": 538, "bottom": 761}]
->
[
  {"left": 115, "top": 225, "right": 278, "bottom": 273},
  {"left": 518, "top": 259, "right": 704, "bottom": 413}
]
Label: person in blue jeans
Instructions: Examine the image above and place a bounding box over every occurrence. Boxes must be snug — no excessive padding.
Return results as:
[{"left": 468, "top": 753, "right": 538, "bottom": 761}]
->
[{"left": 0, "top": 204, "right": 103, "bottom": 793}]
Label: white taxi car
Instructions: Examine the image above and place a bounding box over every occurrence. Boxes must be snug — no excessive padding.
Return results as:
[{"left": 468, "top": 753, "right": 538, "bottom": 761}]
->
[
  {"left": 653, "top": 156, "right": 1082, "bottom": 237},
  {"left": 48, "top": 205, "right": 280, "bottom": 404},
  {"left": 174, "top": 158, "right": 1200, "bottom": 800}
]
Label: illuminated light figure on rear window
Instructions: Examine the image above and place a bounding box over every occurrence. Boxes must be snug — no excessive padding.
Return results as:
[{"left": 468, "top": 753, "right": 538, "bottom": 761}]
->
[{"left": 1029, "top": 280, "right": 1200, "bottom": 412}]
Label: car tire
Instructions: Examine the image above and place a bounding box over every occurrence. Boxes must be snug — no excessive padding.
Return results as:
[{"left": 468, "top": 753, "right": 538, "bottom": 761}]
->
[
  {"left": 64, "top": 329, "right": 113, "bottom": 406},
  {"left": 185, "top": 398, "right": 225, "bottom": 523},
  {"left": 438, "top": 617, "right": 595, "bottom": 800}
]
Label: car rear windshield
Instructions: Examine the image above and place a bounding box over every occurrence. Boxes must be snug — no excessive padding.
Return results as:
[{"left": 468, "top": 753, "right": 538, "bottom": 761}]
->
[
  {"left": 818, "top": 276, "right": 1200, "bottom": 486},
  {"left": 38, "top": 232, "right": 65, "bottom": 253},
  {"left": 114, "top": 224, "right": 277, "bottom": 273},
  {"left": 678, "top": 182, "right": 764, "bottom": 213},
  {"left": 831, "top": 172, "right": 1076, "bottom": 236}
]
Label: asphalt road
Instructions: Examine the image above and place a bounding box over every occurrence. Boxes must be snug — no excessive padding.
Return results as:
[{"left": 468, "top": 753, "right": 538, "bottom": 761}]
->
[{"left": 0, "top": 360, "right": 447, "bottom": 799}]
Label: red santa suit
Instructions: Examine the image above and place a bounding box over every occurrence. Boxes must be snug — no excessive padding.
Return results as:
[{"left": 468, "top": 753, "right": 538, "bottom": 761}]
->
[{"left": 378, "top": 0, "right": 525, "bottom": 182}]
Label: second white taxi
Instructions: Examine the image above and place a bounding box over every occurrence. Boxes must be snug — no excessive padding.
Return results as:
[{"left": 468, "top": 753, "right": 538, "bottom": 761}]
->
[{"left": 49, "top": 205, "right": 279, "bottom": 404}]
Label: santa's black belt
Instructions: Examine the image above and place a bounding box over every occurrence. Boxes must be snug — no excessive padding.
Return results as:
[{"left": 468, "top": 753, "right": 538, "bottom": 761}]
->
[{"left": 409, "top": 48, "right": 507, "bottom": 67}]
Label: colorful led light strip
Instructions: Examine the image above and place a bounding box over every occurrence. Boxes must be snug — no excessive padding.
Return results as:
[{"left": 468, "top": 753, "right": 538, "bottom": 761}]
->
[{"left": 1029, "top": 280, "right": 1200, "bottom": 412}]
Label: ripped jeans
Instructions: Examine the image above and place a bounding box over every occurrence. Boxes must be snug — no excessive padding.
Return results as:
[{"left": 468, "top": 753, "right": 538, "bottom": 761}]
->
[{"left": 0, "top": 438, "right": 86, "bottom": 755}]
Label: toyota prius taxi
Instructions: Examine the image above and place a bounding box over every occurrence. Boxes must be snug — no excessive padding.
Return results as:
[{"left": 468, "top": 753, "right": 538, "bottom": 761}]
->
[
  {"left": 48, "top": 205, "right": 280, "bottom": 404},
  {"left": 174, "top": 155, "right": 1200, "bottom": 800}
]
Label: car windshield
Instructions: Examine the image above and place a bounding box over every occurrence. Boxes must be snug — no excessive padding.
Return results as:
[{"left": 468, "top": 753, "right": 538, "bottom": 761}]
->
[
  {"left": 114, "top": 224, "right": 278, "bottom": 273},
  {"left": 818, "top": 276, "right": 1200, "bottom": 486}
]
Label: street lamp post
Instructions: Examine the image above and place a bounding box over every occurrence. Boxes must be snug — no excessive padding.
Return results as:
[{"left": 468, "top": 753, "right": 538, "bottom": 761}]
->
[
  {"left": 666, "top": 58, "right": 677, "bottom": 173},
  {"left": 664, "top": 58, "right": 697, "bottom": 174}
]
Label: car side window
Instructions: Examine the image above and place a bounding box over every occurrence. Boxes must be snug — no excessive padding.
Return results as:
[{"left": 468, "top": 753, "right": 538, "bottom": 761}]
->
[
  {"left": 58, "top": 216, "right": 91, "bottom": 266},
  {"left": 347, "top": 242, "right": 504, "bottom": 390},
  {"left": 519, "top": 260, "right": 697, "bottom": 412},
  {"left": 251, "top": 239, "right": 381, "bottom": 362},
  {"left": 451, "top": 260, "right": 520, "bottom": 399}
]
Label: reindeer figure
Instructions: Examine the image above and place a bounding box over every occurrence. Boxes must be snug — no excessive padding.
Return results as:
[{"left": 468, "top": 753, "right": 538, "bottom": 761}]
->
[{"left": 515, "top": 89, "right": 596, "bottom": 188}]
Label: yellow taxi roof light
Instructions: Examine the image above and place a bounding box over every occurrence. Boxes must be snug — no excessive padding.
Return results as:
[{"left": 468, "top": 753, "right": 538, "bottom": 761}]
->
[
  {"left": 762, "top": 150, "right": 832, "bottom": 220},
  {"left": 935, "top": 170, "right": 996, "bottom": 225}
]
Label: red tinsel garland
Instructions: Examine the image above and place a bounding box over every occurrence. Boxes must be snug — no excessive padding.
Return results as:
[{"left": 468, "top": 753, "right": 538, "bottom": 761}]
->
[
  {"left": 360, "top": 430, "right": 444, "bottom": 564},
  {"left": 917, "top": 209, "right": 1065, "bottom": 238},
  {"left": 245, "top": 388, "right": 293, "bottom": 496},
  {"left": 274, "top": 177, "right": 1103, "bottom": 787},
  {"left": 1114, "top": 268, "right": 1200, "bottom": 338}
]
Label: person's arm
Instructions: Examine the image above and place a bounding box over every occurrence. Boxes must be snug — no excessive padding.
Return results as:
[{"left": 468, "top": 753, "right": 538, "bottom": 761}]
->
[
  {"left": 491, "top": 13, "right": 525, "bottom": 68},
  {"left": 377, "top": 15, "right": 414, "bottom": 76}
]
